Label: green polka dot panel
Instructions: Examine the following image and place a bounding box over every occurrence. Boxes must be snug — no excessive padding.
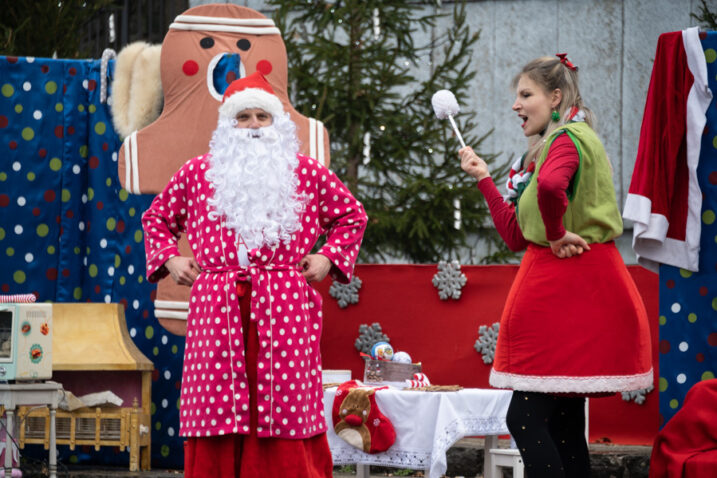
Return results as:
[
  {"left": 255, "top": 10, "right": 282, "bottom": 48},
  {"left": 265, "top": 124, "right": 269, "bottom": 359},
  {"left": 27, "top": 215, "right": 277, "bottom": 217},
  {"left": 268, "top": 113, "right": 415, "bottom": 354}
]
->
[{"left": 0, "top": 55, "right": 184, "bottom": 469}]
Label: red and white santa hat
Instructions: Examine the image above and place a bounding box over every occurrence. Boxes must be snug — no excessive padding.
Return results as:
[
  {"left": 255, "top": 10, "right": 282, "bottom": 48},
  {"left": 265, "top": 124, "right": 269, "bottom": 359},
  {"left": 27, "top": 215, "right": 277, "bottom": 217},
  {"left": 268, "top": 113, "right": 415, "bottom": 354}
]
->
[{"left": 218, "top": 71, "right": 285, "bottom": 120}]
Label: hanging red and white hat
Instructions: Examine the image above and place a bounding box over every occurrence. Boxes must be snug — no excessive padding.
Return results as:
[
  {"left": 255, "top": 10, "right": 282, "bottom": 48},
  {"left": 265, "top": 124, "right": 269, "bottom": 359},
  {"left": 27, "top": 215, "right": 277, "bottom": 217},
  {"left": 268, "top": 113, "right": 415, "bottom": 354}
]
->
[{"left": 218, "top": 71, "right": 285, "bottom": 120}]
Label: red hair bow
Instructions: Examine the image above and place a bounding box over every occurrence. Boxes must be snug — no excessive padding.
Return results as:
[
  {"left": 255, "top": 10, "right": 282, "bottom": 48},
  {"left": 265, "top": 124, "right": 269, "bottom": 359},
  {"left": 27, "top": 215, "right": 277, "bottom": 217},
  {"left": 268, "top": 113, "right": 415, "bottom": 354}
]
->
[{"left": 556, "top": 53, "right": 577, "bottom": 71}]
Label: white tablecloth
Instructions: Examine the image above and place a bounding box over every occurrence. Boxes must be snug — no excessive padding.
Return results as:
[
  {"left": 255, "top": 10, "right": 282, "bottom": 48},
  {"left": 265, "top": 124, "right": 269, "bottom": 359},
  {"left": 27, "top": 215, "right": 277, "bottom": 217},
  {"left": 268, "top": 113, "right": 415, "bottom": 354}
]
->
[{"left": 324, "top": 387, "right": 513, "bottom": 478}]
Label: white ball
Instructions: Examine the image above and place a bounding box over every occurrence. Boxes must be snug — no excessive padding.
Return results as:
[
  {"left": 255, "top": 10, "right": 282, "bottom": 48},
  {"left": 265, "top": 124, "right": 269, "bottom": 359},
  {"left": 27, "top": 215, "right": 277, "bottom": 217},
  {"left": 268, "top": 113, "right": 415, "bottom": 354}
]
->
[
  {"left": 431, "top": 89, "right": 460, "bottom": 119},
  {"left": 392, "top": 351, "right": 412, "bottom": 364}
]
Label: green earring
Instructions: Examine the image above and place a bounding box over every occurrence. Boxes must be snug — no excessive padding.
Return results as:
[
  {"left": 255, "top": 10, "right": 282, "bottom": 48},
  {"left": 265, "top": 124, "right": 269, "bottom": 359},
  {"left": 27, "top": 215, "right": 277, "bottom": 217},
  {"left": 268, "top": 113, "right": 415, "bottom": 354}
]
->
[{"left": 551, "top": 110, "right": 560, "bottom": 122}]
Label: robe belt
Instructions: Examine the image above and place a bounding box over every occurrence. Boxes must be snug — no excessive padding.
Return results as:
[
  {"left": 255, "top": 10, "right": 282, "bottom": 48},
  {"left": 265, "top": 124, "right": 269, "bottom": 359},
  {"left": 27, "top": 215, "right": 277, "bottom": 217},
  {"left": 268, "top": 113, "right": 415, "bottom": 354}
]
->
[{"left": 201, "top": 263, "right": 304, "bottom": 323}]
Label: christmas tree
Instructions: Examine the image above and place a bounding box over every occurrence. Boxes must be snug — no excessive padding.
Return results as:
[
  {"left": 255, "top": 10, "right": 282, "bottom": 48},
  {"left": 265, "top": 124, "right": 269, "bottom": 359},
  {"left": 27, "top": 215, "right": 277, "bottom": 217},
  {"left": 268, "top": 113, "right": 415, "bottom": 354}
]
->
[{"left": 270, "top": 0, "right": 514, "bottom": 263}]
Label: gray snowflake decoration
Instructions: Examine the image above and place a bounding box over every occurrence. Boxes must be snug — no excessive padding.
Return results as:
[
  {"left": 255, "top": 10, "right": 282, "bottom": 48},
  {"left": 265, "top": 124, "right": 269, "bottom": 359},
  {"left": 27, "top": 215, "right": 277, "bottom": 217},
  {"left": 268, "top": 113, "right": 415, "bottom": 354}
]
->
[
  {"left": 432, "top": 260, "right": 467, "bottom": 300},
  {"left": 355, "top": 322, "right": 390, "bottom": 354},
  {"left": 329, "top": 276, "right": 362, "bottom": 308},
  {"left": 621, "top": 384, "right": 654, "bottom": 405},
  {"left": 474, "top": 322, "right": 500, "bottom": 364}
]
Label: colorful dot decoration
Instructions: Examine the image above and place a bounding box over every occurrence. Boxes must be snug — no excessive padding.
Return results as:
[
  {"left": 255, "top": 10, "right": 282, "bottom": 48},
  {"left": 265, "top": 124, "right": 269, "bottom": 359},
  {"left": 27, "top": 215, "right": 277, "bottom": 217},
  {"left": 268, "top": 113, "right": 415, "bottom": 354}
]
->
[
  {"left": 657, "top": 32, "right": 717, "bottom": 429},
  {"left": 0, "top": 55, "right": 184, "bottom": 469}
]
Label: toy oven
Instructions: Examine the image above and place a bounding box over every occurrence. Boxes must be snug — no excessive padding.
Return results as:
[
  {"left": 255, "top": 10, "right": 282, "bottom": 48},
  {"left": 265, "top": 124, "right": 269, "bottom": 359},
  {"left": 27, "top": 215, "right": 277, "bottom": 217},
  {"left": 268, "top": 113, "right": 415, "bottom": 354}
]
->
[{"left": 0, "top": 303, "right": 52, "bottom": 381}]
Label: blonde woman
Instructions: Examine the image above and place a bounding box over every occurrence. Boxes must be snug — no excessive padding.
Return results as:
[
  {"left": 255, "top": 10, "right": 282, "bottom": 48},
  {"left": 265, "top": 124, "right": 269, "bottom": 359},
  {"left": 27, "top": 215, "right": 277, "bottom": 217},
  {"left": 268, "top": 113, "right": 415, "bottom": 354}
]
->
[{"left": 459, "top": 55, "right": 653, "bottom": 477}]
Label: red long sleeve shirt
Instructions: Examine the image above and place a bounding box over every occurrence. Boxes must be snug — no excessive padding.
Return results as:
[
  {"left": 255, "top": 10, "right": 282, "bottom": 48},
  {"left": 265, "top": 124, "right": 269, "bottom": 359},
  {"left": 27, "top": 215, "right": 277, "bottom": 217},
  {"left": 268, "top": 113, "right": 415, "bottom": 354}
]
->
[{"left": 477, "top": 133, "right": 580, "bottom": 251}]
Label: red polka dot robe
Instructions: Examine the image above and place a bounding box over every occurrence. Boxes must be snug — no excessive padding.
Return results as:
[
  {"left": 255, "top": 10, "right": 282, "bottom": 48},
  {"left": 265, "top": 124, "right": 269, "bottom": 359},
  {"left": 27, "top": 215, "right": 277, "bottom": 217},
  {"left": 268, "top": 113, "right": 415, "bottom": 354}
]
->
[{"left": 142, "top": 153, "right": 367, "bottom": 439}]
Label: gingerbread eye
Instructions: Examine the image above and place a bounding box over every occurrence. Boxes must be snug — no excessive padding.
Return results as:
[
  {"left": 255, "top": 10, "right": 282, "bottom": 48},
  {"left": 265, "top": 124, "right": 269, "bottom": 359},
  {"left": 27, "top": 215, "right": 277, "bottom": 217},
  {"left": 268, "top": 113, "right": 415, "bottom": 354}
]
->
[
  {"left": 236, "top": 39, "right": 251, "bottom": 51},
  {"left": 200, "top": 37, "right": 214, "bottom": 49}
]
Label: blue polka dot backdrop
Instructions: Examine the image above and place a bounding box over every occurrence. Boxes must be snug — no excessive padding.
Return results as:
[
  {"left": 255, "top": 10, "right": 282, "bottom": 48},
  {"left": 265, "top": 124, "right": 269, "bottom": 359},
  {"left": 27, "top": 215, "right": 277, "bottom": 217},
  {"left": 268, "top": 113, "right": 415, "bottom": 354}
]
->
[
  {"left": 0, "top": 55, "right": 185, "bottom": 469},
  {"left": 658, "top": 32, "right": 717, "bottom": 428}
]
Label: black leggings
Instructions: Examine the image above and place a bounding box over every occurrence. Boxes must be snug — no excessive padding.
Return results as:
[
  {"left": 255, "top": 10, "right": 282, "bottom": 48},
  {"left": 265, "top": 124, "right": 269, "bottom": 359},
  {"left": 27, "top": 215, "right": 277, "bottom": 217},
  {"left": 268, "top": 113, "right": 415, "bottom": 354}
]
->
[{"left": 506, "top": 391, "right": 590, "bottom": 478}]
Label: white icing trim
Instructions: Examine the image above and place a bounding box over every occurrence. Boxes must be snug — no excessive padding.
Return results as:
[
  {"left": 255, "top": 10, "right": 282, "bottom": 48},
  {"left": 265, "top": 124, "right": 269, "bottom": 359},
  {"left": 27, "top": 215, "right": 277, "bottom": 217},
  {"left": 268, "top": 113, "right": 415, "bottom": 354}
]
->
[
  {"left": 489, "top": 368, "right": 654, "bottom": 393},
  {"left": 154, "top": 300, "right": 189, "bottom": 310},
  {"left": 309, "top": 117, "right": 317, "bottom": 160},
  {"left": 317, "top": 119, "right": 325, "bottom": 166},
  {"left": 130, "top": 131, "right": 140, "bottom": 194},
  {"left": 174, "top": 15, "right": 276, "bottom": 27},
  {"left": 169, "top": 23, "right": 280, "bottom": 35},
  {"left": 154, "top": 309, "right": 188, "bottom": 320},
  {"left": 206, "top": 53, "right": 225, "bottom": 102}
]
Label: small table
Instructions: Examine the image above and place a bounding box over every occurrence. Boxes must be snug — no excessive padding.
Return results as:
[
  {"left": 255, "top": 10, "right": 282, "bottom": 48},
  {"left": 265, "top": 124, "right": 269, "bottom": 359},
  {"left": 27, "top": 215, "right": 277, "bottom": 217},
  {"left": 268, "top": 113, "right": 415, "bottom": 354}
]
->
[
  {"left": 0, "top": 381, "right": 61, "bottom": 478},
  {"left": 324, "top": 386, "right": 512, "bottom": 478}
]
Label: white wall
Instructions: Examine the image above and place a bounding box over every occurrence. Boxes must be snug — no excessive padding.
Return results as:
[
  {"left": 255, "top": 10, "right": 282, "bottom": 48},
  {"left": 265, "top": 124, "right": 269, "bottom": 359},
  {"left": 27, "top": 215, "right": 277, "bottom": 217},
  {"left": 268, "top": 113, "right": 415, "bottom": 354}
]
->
[{"left": 188, "top": 0, "right": 705, "bottom": 263}]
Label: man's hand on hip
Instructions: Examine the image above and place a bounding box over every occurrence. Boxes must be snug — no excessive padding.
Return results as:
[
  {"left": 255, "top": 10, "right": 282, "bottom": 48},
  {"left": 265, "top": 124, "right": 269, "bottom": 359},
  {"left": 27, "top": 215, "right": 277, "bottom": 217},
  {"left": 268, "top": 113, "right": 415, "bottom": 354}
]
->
[
  {"left": 165, "top": 256, "right": 201, "bottom": 286},
  {"left": 299, "top": 254, "right": 332, "bottom": 283}
]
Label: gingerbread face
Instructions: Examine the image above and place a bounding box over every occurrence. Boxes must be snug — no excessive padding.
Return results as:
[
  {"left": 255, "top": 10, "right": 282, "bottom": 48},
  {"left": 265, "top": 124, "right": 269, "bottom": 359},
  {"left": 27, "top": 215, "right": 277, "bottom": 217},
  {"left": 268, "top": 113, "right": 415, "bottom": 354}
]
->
[
  {"left": 160, "top": 6, "right": 292, "bottom": 110},
  {"left": 118, "top": 3, "right": 319, "bottom": 197}
]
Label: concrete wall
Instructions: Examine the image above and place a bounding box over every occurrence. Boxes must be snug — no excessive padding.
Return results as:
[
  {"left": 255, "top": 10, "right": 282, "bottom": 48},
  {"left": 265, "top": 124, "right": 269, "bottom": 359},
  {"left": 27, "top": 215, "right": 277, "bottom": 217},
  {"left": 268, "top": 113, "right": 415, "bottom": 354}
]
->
[{"left": 188, "top": 0, "right": 705, "bottom": 263}]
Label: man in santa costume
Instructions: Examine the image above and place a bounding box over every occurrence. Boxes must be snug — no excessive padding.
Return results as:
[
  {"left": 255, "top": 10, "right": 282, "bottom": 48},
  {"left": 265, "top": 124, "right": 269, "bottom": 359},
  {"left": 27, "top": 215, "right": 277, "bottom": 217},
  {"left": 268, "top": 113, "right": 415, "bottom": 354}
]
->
[{"left": 142, "top": 71, "right": 367, "bottom": 477}]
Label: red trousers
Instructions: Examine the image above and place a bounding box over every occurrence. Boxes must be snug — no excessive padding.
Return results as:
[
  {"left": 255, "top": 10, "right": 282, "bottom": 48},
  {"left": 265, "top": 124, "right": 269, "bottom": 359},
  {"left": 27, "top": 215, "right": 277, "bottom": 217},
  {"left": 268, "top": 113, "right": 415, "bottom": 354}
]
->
[{"left": 184, "top": 283, "right": 333, "bottom": 478}]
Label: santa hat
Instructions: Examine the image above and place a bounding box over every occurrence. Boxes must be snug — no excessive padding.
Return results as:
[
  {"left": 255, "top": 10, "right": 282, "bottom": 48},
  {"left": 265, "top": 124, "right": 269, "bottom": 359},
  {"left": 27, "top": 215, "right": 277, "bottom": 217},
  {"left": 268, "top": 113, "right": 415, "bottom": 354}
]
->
[{"left": 218, "top": 71, "right": 285, "bottom": 120}]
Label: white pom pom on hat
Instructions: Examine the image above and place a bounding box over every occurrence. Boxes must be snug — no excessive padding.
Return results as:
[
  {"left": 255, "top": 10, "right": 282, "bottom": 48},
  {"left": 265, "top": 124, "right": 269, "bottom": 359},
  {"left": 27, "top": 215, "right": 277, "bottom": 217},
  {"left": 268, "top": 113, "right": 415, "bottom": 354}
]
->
[
  {"left": 218, "top": 71, "right": 285, "bottom": 120},
  {"left": 431, "top": 89, "right": 460, "bottom": 119}
]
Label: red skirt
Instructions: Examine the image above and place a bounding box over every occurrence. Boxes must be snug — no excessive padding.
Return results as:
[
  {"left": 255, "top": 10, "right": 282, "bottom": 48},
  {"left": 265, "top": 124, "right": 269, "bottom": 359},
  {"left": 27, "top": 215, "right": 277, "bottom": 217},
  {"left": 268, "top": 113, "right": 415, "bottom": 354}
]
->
[
  {"left": 184, "top": 283, "right": 333, "bottom": 478},
  {"left": 490, "top": 242, "right": 653, "bottom": 394}
]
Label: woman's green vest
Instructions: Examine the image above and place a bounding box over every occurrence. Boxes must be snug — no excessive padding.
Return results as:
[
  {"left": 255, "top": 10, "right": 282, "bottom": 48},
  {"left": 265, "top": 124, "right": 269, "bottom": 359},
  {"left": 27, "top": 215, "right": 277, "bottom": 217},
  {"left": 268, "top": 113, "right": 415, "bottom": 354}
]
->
[{"left": 516, "top": 121, "right": 623, "bottom": 245}]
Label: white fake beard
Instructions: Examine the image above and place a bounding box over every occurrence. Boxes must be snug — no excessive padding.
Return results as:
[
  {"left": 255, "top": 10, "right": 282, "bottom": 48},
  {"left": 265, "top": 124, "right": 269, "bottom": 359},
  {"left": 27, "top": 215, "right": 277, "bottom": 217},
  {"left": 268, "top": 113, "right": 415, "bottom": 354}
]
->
[{"left": 205, "top": 114, "right": 306, "bottom": 250}]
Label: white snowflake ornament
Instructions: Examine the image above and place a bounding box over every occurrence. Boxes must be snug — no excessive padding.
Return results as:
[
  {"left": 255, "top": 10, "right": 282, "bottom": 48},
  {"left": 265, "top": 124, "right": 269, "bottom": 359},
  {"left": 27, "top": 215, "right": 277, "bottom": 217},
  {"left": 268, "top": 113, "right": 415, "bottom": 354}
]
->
[
  {"left": 474, "top": 322, "right": 500, "bottom": 364},
  {"left": 621, "top": 384, "right": 654, "bottom": 405},
  {"left": 329, "top": 275, "right": 362, "bottom": 308},
  {"left": 432, "top": 260, "right": 467, "bottom": 300}
]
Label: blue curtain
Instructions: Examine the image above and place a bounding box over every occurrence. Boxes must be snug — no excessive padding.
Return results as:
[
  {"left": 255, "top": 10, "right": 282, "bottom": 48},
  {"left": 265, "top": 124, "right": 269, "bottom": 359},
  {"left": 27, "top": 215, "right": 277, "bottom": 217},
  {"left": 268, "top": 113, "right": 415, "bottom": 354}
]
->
[
  {"left": 658, "top": 32, "right": 717, "bottom": 427},
  {"left": 0, "top": 55, "right": 184, "bottom": 469}
]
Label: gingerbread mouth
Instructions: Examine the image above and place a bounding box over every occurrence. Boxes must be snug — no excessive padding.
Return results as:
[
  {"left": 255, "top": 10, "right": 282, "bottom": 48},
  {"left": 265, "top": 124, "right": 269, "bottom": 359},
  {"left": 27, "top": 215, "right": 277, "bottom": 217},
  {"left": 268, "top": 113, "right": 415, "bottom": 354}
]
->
[{"left": 207, "top": 52, "right": 246, "bottom": 101}]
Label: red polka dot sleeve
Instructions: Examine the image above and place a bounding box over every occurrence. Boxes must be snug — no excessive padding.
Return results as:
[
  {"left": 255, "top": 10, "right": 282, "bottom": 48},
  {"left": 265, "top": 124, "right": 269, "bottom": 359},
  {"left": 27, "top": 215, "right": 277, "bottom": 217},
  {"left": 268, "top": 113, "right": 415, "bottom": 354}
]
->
[
  {"left": 141, "top": 158, "right": 192, "bottom": 283},
  {"left": 314, "top": 166, "right": 368, "bottom": 283}
]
